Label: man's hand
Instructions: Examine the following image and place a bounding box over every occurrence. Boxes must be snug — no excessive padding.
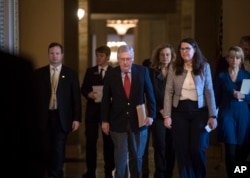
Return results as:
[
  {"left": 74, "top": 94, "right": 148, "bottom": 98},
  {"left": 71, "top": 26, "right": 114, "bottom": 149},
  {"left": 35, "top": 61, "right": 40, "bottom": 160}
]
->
[
  {"left": 102, "top": 122, "right": 110, "bottom": 135},
  {"left": 144, "top": 117, "right": 153, "bottom": 126},
  {"left": 72, "top": 121, "right": 80, "bottom": 132}
]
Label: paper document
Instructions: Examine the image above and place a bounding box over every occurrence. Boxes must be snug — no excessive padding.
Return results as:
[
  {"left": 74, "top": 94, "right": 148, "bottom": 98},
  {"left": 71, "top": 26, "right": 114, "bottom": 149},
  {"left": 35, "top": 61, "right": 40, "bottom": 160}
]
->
[
  {"left": 136, "top": 104, "right": 147, "bottom": 127},
  {"left": 92, "top": 85, "right": 103, "bottom": 103},
  {"left": 239, "top": 79, "right": 250, "bottom": 101}
]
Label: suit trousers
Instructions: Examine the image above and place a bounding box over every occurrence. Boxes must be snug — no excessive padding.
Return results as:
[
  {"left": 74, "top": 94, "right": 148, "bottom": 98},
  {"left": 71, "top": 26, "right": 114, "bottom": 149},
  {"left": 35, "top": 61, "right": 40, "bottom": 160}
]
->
[
  {"left": 171, "top": 100, "right": 210, "bottom": 178},
  {"left": 48, "top": 110, "right": 68, "bottom": 178},
  {"left": 111, "top": 126, "right": 148, "bottom": 178},
  {"left": 151, "top": 118, "right": 175, "bottom": 178},
  {"left": 85, "top": 122, "right": 115, "bottom": 177}
]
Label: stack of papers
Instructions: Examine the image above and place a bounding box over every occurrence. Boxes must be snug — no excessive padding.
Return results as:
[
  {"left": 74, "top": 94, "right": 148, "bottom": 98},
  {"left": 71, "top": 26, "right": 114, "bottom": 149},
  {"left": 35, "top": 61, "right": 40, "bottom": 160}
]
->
[{"left": 239, "top": 79, "right": 250, "bottom": 101}]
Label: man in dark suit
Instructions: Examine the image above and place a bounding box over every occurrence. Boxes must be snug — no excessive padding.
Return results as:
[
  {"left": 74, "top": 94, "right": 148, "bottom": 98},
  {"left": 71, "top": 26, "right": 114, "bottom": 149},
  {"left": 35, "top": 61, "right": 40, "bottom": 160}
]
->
[
  {"left": 101, "top": 45, "right": 156, "bottom": 178},
  {"left": 81, "top": 46, "right": 115, "bottom": 178},
  {"left": 33, "top": 42, "right": 82, "bottom": 178}
]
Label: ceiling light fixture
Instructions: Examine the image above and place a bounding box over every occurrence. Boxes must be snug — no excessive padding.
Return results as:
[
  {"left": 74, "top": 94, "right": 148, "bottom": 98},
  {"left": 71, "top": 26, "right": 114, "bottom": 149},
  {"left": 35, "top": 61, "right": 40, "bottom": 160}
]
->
[{"left": 106, "top": 19, "right": 138, "bottom": 36}]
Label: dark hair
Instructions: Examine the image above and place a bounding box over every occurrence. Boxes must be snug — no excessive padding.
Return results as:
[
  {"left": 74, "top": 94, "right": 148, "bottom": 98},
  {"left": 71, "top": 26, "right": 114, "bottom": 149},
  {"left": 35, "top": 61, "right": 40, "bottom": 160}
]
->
[
  {"left": 95, "top": 46, "right": 111, "bottom": 56},
  {"left": 239, "top": 35, "right": 250, "bottom": 44},
  {"left": 142, "top": 58, "right": 151, "bottom": 68},
  {"left": 174, "top": 38, "right": 207, "bottom": 75},
  {"left": 48, "top": 42, "right": 64, "bottom": 53}
]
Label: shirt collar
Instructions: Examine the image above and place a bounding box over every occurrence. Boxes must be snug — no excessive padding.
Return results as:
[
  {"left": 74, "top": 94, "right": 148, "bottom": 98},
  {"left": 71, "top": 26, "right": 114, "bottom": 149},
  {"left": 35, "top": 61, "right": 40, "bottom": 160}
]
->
[
  {"left": 50, "top": 64, "right": 62, "bottom": 71},
  {"left": 99, "top": 65, "right": 108, "bottom": 72}
]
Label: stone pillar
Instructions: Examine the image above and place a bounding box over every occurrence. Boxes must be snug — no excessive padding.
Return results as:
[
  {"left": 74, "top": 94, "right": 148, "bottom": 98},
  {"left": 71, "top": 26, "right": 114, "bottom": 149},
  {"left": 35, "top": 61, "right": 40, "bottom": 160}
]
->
[{"left": 65, "top": 0, "right": 89, "bottom": 159}]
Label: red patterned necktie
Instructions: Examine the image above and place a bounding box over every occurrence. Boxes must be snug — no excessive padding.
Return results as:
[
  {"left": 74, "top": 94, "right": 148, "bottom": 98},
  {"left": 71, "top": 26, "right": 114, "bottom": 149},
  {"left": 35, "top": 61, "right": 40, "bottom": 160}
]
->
[{"left": 124, "top": 72, "right": 130, "bottom": 99}]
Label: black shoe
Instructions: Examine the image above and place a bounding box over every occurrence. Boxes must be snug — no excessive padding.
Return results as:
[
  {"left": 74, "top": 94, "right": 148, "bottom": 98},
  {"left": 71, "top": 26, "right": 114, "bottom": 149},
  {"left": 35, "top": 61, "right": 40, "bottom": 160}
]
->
[
  {"left": 82, "top": 173, "right": 96, "bottom": 178},
  {"left": 105, "top": 176, "right": 113, "bottom": 178}
]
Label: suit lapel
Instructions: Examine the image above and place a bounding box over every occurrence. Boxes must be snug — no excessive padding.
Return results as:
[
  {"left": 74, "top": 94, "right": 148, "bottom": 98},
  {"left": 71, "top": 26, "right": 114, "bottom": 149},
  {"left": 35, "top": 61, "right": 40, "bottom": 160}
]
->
[
  {"left": 130, "top": 65, "right": 138, "bottom": 99},
  {"left": 114, "top": 67, "right": 127, "bottom": 99},
  {"left": 56, "top": 65, "right": 65, "bottom": 92},
  {"left": 45, "top": 66, "right": 51, "bottom": 91}
]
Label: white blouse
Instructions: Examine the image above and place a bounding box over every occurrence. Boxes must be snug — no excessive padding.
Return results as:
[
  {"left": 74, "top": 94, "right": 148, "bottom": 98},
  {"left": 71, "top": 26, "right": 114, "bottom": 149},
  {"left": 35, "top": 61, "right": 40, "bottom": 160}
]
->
[{"left": 180, "top": 67, "right": 198, "bottom": 101}]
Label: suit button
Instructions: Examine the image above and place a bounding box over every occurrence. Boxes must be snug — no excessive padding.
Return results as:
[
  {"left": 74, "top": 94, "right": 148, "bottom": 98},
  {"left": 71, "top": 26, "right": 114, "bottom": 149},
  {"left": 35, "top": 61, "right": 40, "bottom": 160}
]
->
[
  {"left": 127, "top": 102, "right": 130, "bottom": 105},
  {"left": 126, "top": 112, "right": 129, "bottom": 115}
]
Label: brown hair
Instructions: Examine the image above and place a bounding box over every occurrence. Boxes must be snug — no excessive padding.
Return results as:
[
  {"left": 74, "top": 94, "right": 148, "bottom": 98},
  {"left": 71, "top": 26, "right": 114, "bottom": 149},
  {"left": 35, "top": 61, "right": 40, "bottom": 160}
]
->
[
  {"left": 95, "top": 46, "right": 111, "bottom": 56},
  {"left": 150, "top": 43, "right": 176, "bottom": 69}
]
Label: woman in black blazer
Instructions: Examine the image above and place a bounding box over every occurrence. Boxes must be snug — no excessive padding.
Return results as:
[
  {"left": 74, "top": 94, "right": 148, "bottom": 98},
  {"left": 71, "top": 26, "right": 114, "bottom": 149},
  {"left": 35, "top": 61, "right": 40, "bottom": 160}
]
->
[{"left": 149, "top": 43, "right": 176, "bottom": 178}]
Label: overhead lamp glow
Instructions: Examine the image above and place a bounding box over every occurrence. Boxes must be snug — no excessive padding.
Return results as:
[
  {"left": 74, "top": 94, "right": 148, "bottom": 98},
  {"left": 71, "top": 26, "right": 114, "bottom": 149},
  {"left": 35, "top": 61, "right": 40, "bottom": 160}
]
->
[
  {"left": 77, "top": 8, "right": 85, "bottom": 20},
  {"left": 107, "top": 19, "right": 138, "bottom": 36}
]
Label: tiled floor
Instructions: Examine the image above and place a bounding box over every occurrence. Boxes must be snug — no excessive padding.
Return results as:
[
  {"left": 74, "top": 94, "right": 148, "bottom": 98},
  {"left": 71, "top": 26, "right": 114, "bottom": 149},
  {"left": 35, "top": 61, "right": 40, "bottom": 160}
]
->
[
  {"left": 64, "top": 144, "right": 228, "bottom": 178},
  {"left": 63, "top": 131, "right": 242, "bottom": 178}
]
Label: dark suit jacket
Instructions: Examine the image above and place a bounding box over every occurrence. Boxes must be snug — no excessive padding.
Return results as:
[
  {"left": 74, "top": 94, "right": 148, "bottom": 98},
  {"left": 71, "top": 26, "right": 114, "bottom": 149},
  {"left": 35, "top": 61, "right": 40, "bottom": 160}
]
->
[
  {"left": 149, "top": 68, "right": 166, "bottom": 119},
  {"left": 101, "top": 64, "right": 156, "bottom": 132},
  {"left": 81, "top": 65, "right": 112, "bottom": 123},
  {"left": 33, "top": 65, "right": 82, "bottom": 132},
  {"left": 0, "top": 51, "right": 47, "bottom": 177}
]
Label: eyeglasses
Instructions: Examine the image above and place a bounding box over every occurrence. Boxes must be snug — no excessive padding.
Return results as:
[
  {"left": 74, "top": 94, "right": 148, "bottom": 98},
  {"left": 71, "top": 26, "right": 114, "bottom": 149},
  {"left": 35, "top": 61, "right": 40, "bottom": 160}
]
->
[
  {"left": 179, "top": 47, "right": 193, "bottom": 52},
  {"left": 119, "top": 58, "right": 133, "bottom": 62}
]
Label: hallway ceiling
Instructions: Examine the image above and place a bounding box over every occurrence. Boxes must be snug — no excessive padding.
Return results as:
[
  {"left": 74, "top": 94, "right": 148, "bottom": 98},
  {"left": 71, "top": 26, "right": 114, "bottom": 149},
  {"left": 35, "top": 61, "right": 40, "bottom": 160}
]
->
[{"left": 89, "top": 0, "right": 176, "bottom": 14}]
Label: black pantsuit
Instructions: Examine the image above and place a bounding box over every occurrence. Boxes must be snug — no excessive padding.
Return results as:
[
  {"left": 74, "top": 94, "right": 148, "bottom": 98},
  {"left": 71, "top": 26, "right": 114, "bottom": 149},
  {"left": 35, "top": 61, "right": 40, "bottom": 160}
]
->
[
  {"left": 150, "top": 68, "right": 175, "bottom": 178},
  {"left": 151, "top": 119, "right": 175, "bottom": 178}
]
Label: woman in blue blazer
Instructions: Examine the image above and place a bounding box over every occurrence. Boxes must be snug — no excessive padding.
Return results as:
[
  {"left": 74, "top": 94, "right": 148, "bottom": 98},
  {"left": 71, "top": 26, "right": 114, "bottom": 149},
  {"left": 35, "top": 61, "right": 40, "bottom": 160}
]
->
[{"left": 214, "top": 46, "right": 250, "bottom": 177}]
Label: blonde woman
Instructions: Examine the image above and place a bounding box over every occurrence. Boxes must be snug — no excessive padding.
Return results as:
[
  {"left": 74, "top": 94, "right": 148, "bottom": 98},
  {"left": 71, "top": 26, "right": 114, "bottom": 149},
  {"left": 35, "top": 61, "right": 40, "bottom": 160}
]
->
[{"left": 214, "top": 46, "right": 250, "bottom": 177}]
